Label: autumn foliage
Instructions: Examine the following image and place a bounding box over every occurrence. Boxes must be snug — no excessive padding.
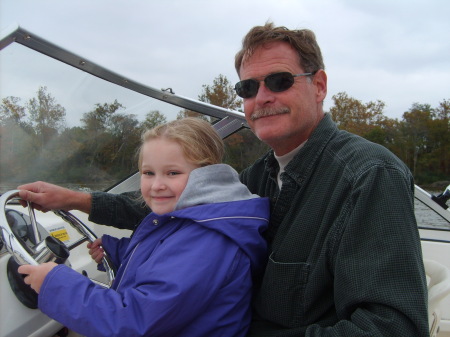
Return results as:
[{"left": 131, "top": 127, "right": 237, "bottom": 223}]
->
[{"left": 1, "top": 79, "right": 448, "bottom": 188}]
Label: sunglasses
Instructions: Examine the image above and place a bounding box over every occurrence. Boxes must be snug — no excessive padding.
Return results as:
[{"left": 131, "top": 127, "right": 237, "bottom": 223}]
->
[{"left": 234, "top": 71, "right": 315, "bottom": 98}]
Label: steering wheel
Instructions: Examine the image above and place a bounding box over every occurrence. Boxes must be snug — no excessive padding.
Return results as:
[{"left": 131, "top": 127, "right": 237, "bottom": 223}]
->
[{"left": 0, "top": 190, "right": 115, "bottom": 289}]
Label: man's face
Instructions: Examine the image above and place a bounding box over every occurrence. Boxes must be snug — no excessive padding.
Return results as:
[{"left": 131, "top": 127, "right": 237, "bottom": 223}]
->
[{"left": 239, "top": 41, "right": 327, "bottom": 155}]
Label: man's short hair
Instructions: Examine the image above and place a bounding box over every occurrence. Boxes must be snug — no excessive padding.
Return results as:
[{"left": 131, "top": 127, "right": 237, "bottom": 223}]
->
[{"left": 235, "top": 22, "right": 325, "bottom": 76}]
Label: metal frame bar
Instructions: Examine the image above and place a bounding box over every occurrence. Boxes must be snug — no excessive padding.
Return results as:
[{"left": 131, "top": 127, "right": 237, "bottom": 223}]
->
[{"left": 0, "top": 25, "right": 248, "bottom": 138}]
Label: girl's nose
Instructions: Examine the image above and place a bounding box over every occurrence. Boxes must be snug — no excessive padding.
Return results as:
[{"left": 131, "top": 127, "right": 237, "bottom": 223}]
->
[{"left": 152, "top": 176, "right": 166, "bottom": 190}]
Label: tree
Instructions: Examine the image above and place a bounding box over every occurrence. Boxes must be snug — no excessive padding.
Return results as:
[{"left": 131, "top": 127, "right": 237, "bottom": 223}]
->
[
  {"left": 434, "top": 100, "right": 450, "bottom": 177},
  {"left": 0, "top": 96, "right": 26, "bottom": 126},
  {"left": 329, "top": 92, "right": 387, "bottom": 137},
  {"left": 400, "top": 103, "right": 433, "bottom": 180},
  {"left": 327, "top": 91, "right": 405, "bottom": 154},
  {"left": 80, "top": 100, "right": 125, "bottom": 170},
  {"left": 0, "top": 120, "right": 36, "bottom": 182},
  {"left": 141, "top": 110, "right": 167, "bottom": 131},
  {"left": 0, "top": 96, "right": 32, "bottom": 179},
  {"left": 0, "top": 88, "right": 66, "bottom": 182},
  {"left": 27, "top": 86, "right": 66, "bottom": 147},
  {"left": 78, "top": 101, "right": 144, "bottom": 179},
  {"left": 198, "top": 74, "right": 242, "bottom": 110},
  {"left": 328, "top": 92, "right": 450, "bottom": 184},
  {"left": 81, "top": 100, "right": 124, "bottom": 133},
  {"left": 108, "top": 113, "right": 141, "bottom": 173},
  {"left": 177, "top": 74, "right": 243, "bottom": 122},
  {"left": 418, "top": 100, "right": 450, "bottom": 180}
]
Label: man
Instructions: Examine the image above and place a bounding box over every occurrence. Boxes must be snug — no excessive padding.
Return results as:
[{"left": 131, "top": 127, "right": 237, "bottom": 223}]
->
[{"left": 18, "top": 22, "right": 429, "bottom": 336}]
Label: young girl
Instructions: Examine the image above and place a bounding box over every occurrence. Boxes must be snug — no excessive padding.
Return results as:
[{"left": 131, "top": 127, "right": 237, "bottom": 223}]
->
[{"left": 18, "top": 117, "right": 269, "bottom": 337}]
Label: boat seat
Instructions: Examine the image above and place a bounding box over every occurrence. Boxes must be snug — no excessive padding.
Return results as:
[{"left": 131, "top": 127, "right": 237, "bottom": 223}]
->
[{"left": 424, "top": 259, "right": 450, "bottom": 337}]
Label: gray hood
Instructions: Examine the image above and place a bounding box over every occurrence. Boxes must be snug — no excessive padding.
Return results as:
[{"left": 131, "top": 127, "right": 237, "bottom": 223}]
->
[{"left": 175, "top": 164, "right": 259, "bottom": 211}]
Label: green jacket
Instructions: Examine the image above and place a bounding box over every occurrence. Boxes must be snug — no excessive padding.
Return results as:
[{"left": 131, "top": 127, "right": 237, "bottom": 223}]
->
[{"left": 241, "top": 114, "right": 429, "bottom": 336}]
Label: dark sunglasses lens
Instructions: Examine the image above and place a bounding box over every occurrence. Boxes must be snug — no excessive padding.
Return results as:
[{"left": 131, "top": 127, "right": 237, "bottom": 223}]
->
[
  {"left": 265, "top": 72, "right": 294, "bottom": 92},
  {"left": 235, "top": 79, "right": 259, "bottom": 98}
]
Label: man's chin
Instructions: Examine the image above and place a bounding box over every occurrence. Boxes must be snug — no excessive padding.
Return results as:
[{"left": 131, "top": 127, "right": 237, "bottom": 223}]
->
[{"left": 253, "top": 125, "right": 282, "bottom": 143}]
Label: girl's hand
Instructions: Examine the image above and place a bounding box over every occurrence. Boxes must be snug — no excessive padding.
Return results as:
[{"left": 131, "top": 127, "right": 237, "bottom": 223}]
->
[
  {"left": 18, "top": 262, "right": 58, "bottom": 293},
  {"left": 87, "top": 238, "right": 105, "bottom": 264}
]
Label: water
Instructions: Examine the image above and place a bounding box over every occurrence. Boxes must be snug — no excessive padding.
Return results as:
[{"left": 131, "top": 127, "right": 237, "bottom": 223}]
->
[{"left": 415, "top": 198, "right": 450, "bottom": 230}]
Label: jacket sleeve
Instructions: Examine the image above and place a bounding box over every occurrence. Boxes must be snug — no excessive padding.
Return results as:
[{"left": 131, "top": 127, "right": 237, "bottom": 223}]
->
[
  {"left": 309, "top": 165, "right": 429, "bottom": 336},
  {"left": 89, "top": 191, "right": 150, "bottom": 230},
  {"left": 38, "top": 225, "right": 251, "bottom": 337}
]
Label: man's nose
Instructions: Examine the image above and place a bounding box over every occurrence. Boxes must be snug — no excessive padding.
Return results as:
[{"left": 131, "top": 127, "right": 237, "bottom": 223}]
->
[{"left": 255, "top": 82, "right": 276, "bottom": 105}]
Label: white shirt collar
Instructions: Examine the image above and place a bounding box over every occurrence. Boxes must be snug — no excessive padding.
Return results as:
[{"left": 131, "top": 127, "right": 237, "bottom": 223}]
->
[{"left": 274, "top": 141, "right": 306, "bottom": 189}]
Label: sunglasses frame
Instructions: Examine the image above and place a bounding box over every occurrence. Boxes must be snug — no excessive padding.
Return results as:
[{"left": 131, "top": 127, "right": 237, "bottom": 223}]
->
[{"left": 234, "top": 71, "right": 315, "bottom": 98}]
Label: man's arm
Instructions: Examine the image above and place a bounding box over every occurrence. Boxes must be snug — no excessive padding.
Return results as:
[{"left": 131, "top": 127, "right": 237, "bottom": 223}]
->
[
  {"left": 18, "top": 181, "right": 150, "bottom": 231},
  {"left": 18, "top": 181, "right": 92, "bottom": 213},
  {"left": 89, "top": 191, "right": 149, "bottom": 230},
  {"left": 326, "top": 166, "right": 429, "bottom": 336}
]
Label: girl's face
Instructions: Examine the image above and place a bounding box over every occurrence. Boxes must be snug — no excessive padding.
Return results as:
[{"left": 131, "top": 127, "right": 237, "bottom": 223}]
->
[{"left": 140, "top": 138, "right": 200, "bottom": 215}]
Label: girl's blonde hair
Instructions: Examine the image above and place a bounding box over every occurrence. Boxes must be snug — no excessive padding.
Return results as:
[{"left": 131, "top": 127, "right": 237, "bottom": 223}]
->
[{"left": 138, "top": 117, "right": 224, "bottom": 172}]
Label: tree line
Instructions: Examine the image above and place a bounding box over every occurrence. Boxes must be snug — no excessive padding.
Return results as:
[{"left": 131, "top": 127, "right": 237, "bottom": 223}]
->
[
  {"left": 0, "top": 87, "right": 168, "bottom": 187},
  {"left": 1, "top": 77, "right": 448, "bottom": 189},
  {"left": 329, "top": 92, "right": 449, "bottom": 185}
]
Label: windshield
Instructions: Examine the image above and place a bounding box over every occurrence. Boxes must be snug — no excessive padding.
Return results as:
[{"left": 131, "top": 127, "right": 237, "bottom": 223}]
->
[
  {"left": 1, "top": 43, "right": 178, "bottom": 192},
  {"left": 0, "top": 28, "right": 267, "bottom": 194}
]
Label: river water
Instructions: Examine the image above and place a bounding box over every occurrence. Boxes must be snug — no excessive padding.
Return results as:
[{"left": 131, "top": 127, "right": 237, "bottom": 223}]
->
[{"left": 414, "top": 198, "right": 450, "bottom": 230}]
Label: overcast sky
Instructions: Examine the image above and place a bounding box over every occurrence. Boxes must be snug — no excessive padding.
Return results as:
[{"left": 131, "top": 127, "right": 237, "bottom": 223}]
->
[{"left": 1, "top": 0, "right": 449, "bottom": 120}]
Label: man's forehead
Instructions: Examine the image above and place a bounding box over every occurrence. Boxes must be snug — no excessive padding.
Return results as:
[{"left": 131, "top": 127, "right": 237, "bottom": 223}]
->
[{"left": 239, "top": 42, "right": 301, "bottom": 77}]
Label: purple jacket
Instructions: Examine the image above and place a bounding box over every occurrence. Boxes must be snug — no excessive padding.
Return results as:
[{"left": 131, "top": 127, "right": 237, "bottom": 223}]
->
[{"left": 38, "top": 165, "right": 269, "bottom": 337}]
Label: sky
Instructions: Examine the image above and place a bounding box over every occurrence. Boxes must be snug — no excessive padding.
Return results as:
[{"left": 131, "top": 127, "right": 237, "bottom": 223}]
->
[{"left": 1, "top": 0, "right": 449, "bottom": 121}]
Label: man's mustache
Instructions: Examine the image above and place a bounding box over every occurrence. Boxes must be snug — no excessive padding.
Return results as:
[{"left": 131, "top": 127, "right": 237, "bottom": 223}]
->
[{"left": 250, "top": 107, "right": 290, "bottom": 121}]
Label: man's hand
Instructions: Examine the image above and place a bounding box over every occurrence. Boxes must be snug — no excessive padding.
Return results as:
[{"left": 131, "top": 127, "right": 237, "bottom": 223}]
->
[
  {"left": 18, "top": 262, "right": 58, "bottom": 293},
  {"left": 87, "top": 238, "right": 105, "bottom": 264},
  {"left": 17, "top": 181, "right": 92, "bottom": 214}
]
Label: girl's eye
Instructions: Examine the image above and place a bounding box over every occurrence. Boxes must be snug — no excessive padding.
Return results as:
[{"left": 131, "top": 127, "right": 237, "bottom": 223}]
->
[
  {"left": 168, "top": 171, "right": 180, "bottom": 176},
  {"left": 143, "top": 171, "right": 154, "bottom": 176}
]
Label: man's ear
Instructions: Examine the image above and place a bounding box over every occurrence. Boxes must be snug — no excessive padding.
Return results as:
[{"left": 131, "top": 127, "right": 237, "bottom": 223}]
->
[{"left": 313, "top": 69, "right": 327, "bottom": 103}]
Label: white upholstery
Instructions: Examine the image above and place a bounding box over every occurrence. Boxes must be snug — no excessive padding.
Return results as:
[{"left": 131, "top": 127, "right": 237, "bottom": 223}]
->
[{"left": 424, "top": 259, "right": 450, "bottom": 337}]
